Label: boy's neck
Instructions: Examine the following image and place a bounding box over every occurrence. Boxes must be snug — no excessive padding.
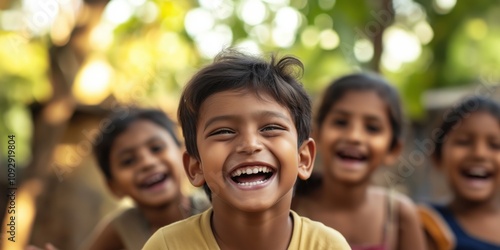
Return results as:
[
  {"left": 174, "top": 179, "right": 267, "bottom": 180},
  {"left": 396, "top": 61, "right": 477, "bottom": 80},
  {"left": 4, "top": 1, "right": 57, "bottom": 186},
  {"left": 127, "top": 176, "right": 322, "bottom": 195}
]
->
[
  {"left": 320, "top": 177, "right": 369, "bottom": 209},
  {"left": 210, "top": 194, "right": 294, "bottom": 250},
  {"left": 138, "top": 194, "right": 190, "bottom": 232}
]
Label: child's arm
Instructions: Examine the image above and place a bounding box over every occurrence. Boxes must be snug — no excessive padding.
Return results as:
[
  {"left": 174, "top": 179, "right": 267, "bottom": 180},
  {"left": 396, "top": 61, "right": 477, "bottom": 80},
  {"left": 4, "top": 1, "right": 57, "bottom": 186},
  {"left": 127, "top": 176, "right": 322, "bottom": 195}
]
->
[
  {"left": 395, "top": 195, "right": 427, "bottom": 250},
  {"left": 78, "top": 220, "right": 124, "bottom": 250}
]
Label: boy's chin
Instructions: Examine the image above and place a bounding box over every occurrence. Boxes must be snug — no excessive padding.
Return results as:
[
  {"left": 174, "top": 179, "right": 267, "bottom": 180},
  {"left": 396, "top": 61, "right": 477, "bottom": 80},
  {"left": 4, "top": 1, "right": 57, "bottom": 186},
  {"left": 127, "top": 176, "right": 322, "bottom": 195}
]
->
[
  {"left": 215, "top": 192, "right": 293, "bottom": 214},
  {"left": 234, "top": 200, "right": 278, "bottom": 213},
  {"left": 330, "top": 171, "right": 371, "bottom": 185},
  {"left": 457, "top": 191, "right": 497, "bottom": 203},
  {"left": 135, "top": 193, "right": 181, "bottom": 208},
  {"left": 138, "top": 199, "right": 177, "bottom": 209}
]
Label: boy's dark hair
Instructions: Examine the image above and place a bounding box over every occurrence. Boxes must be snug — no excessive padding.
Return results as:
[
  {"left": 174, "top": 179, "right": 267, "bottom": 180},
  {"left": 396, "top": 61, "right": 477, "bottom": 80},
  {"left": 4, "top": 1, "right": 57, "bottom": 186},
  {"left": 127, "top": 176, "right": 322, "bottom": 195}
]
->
[
  {"left": 316, "top": 72, "right": 403, "bottom": 150},
  {"left": 178, "top": 49, "right": 312, "bottom": 199},
  {"left": 93, "top": 109, "right": 181, "bottom": 180},
  {"left": 433, "top": 96, "right": 500, "bottom": 161}
]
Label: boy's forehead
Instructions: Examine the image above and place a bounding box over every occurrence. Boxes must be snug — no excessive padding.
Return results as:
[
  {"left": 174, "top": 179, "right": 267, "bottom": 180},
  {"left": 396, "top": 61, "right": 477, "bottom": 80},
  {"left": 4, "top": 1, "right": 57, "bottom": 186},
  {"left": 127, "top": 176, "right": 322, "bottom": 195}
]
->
[
  {"left": 111, "top": 121, "right": 175, "bottom": 153},
  {"left": 200, "top": 90, "right": 277, "bottom": 111},
  {"left": 197, "top": 90, "right": 293, "bottom": 124}
]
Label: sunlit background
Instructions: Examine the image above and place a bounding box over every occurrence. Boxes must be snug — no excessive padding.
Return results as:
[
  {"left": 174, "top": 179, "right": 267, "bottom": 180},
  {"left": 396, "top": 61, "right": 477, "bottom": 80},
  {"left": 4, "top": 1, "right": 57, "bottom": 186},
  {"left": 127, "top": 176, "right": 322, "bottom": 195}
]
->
[{"left": 1, "top": 0, "right": 500, "bottom": 249}]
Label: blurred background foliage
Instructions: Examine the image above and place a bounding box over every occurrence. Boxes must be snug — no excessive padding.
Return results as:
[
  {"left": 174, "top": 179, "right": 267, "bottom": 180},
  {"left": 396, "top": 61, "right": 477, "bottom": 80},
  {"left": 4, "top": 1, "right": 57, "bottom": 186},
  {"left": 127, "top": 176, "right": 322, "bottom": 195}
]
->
[{"left": 1, "top": 0, "right": 499, "bottom": 166}]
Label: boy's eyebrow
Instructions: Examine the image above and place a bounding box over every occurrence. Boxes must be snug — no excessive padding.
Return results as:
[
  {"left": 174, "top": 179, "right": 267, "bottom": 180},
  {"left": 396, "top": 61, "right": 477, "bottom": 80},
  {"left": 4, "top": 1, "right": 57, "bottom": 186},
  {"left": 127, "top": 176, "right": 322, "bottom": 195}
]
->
[
  {"left": 260, "top": 110, "right": 292, "bottom": 121},
  {"left": 330, "top": 109, "right": 350, "bottom": 116},
  {"left": 331, "top": 109, "right": 383, "bottom": 121},
  {"left": 203, "top": 115, "right": 237, "bottom": 131},
  {"left": 203, "top": 111, "right": 292, "bottom": 131},
  {"left": 116, "top": 136, "right": 163, "bottom": 156}
]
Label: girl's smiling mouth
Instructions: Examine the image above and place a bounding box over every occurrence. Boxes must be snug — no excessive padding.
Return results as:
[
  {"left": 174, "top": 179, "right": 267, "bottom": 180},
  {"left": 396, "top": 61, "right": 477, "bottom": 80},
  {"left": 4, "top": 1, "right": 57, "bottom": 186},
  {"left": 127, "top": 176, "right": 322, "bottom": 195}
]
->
[
  {"left": 334, "top": 147, "right": 368, "bottom": 171},
  {"left": 459, "top": 166, "right": 495, "bottom": 189}
]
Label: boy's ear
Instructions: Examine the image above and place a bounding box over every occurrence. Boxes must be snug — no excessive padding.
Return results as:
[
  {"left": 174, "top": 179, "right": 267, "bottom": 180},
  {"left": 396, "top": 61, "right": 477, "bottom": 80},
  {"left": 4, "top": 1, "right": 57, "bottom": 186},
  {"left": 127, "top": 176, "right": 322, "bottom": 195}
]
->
[
  {"left": 383, "top": 140, "right": 403, "bottom": 166},
  {"left": 183, "top": 151, "right": 205, "bottom": 187},
  {"left": 297, "top": 138, "right": 316, "bottom": 180},
  {"left": 107, "top": 180, "right": 125, "bottom": 198}
]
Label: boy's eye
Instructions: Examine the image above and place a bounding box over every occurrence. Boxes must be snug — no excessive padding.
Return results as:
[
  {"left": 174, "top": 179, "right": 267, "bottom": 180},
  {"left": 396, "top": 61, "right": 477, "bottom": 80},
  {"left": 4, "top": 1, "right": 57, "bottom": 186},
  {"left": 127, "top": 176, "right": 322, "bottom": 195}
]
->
[
  {"left": 489, "top": 140, "right": 500, "bottom": 149},
  {"left": 209, "top": 128, "right": 235, "bottom": 137},
  {"left": 261, "top": 124, "right": 285, "bottom": 132},
  {"left": 366, "top": 124, "right": 381, "bottom": 133},
  {"left": 120, "top": 157, "right": 135, "bottom": 166},
  {"left": 331, "top": 118, "right": 348, "bottom": 127},
  {"left": 150, "top": 144, "right": 164, "bottom": 153},
  {"left": 454, "top": 138, "right": 471, "bottom": 146},
  {"left": 260, "top": 124, "right": 286, "bottom": 136}
]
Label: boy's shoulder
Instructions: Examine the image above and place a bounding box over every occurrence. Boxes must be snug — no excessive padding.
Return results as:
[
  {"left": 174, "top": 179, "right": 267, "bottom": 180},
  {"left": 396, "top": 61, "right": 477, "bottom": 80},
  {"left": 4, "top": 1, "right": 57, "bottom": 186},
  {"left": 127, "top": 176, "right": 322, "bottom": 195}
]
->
[
  {"left": 142, "top": 208, "right": 218, "bottom": 250},
  {"left": 290, "top": 210, "right": 350, "bottom": 249},
  {"left": 143, "top": 208, "right": 350, "bottom": 250}
]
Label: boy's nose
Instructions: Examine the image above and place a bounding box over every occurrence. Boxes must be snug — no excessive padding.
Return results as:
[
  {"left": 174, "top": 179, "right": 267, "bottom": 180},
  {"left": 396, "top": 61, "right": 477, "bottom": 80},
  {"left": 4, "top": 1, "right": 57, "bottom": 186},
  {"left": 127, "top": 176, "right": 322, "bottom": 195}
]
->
[
  {"left": 472, "top": 141, "right": 488, "bottom": 159},
  {"left": 138, "top": 149, "right": 160, "bottom": 170},
  {"left": 345, "top": 123, "right": 363, "bottom": 144},
  {"left": 236, "top": 132, "right": 263, "bottom": 154}
]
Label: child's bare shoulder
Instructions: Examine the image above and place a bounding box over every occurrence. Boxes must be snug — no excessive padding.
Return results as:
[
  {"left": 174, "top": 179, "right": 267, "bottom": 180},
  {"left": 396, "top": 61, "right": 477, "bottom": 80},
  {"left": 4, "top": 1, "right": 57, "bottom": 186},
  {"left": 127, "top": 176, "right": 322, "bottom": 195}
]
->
[
  {"left": 370, "top": 187, "right": 419, "bottom": 218},
  {"left": 386, "top": 188, "right": 420, "bottom": 225},
  {"left": 393, "top": 191, "right": 418, "bottom": 216}
]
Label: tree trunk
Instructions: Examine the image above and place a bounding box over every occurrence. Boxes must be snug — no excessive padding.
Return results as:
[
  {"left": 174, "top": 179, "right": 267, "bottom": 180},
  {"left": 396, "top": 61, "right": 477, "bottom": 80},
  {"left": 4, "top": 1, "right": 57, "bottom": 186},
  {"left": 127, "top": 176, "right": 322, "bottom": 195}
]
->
[
  {"left": 370, "top": 0, "right": 394, "bottom": 72},
  {"left": 1, "top": 1, "right": 109, "bottom": 249}
]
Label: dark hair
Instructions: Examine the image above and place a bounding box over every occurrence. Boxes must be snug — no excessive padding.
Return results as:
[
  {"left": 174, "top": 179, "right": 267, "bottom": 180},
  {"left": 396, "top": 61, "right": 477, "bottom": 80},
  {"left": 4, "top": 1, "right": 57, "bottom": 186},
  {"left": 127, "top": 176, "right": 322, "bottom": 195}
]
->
[
  {"left": 178, "top": 49, "right": 312, "bottom": 199},
  {"left": 316, "top": 72, "right": 403, "bottom": 150},
  {"left": 433, "top": 96, "right": 500, "bottom": 161},
  {"left": 93, "top": 109, "right": 181, "bottom": 180}
]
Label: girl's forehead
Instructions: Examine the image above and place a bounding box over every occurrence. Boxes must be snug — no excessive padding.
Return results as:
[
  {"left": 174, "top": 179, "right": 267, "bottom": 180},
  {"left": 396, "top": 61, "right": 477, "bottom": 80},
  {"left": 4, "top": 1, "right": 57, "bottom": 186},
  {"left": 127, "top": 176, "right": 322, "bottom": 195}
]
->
[
  {"left": 450, "top": 111, "right": 500, "bottom": 133},
  {"left": 332, "top": 91, "right": 388, "bottom": 113},
  {"left": 337, "top": 89, "right": 385, "bottom": 102}
]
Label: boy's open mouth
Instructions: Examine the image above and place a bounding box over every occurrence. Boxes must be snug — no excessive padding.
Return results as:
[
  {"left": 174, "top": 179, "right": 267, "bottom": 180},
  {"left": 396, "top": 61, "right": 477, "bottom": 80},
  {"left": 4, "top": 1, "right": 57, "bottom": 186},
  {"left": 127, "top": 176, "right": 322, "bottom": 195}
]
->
[
  {"left": 230, "top": 166, "right": 274, "bottom": 186},
  {"left": 139, "top": 173, "right": 169, "bottom": 189},
  {"left": 336, "top": 150, "right": 368, "bottom": 162},
  {"left": 461, "top": 167, "right": 494, "bottom": 181}
]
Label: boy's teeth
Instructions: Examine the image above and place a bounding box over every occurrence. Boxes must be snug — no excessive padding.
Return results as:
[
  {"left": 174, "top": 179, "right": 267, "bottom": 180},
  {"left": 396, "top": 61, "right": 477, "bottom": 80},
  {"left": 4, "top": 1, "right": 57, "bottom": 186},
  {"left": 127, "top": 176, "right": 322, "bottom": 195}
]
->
[
  {"left": 144, "top": 174, "right": 163, "bottom": 185},
  {"left": 231, "top": 166, "right": 272, "bottom": 177},
  {"left": 469, "top": 168, "right": 487, "bottom": 177},
  {"left": 237, "top": 180, "right": 265, "bottom": 186}
]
